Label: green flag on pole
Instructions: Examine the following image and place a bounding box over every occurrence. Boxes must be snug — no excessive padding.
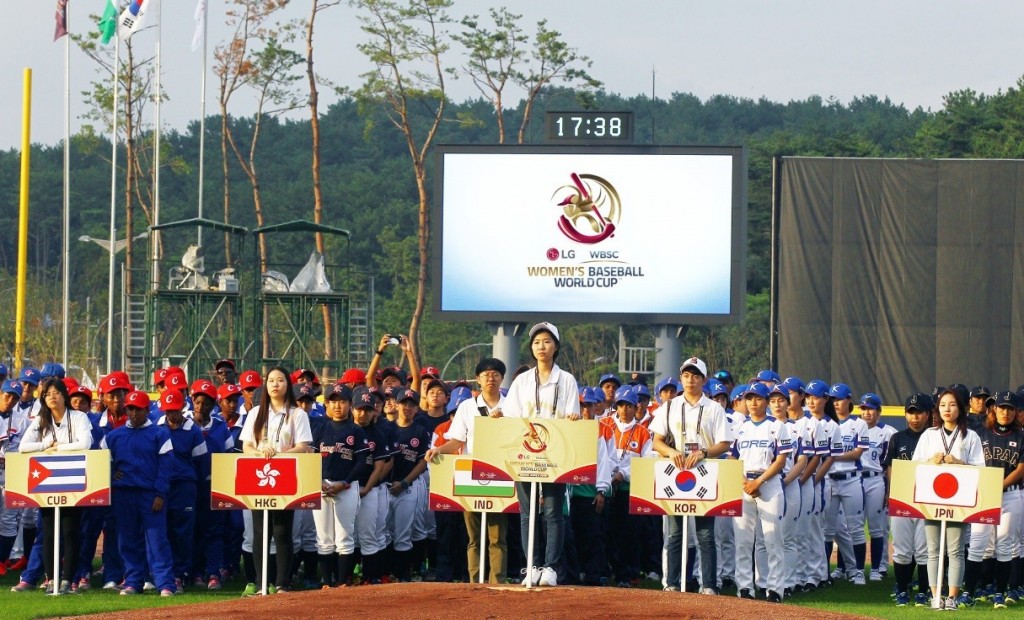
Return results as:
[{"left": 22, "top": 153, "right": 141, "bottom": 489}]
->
[{"left": 99, "top": 0, "right": 117, "bottom": 44}]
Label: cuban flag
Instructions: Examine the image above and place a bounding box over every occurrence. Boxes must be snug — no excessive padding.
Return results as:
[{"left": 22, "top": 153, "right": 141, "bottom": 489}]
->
[
  {"left": 654, "top": 460, "right": 718, "bottom": 501},
  {"left": 28, "top": 455, "right": 88, "bottom": 493},
  {"left": 913, "top": 464, "right": 980, "bottom": 508},
  {"left": 118, "top": 0, "right": 152, "bottom": 40}
]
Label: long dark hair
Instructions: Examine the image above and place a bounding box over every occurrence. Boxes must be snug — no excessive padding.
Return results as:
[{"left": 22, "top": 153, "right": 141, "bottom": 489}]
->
[
  {"left": 36, "top": 377, "right": 70, "bottom": 442},
  {"left": 986, "top": 405, "right": 1023, "bottom": 432},
  {"left": 934, "top": 388, "right": 968, "bottom": 433},
  {"left": 822, "top": 397, "right": 840, "bottom": 424},
  {"left": 252, "top": 367, "right": 296, "bottom": 444}
]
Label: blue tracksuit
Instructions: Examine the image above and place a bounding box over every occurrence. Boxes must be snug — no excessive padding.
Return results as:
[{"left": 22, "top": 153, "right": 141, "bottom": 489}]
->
[
  {"left": 193, "top": 417, "right": 233, "bottom": 580},
  {"left": 75, "top": 410, "right": 127, "bottom": 585},
  {"left": 101, "top": 420, "right": 175, "bottom": 592},
  {"left": 158, "top": 417, "right": 208, "bottom": 580}
]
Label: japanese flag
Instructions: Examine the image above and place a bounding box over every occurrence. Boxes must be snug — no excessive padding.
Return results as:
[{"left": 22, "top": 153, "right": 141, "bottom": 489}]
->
[
  {"left": 234, "top": 458, "right": 298, "bottom": 496},
  {"left": 654, "top": 460, "right": 718, "bottom": 501},
  {"left": 913, "top": 464, "right": 980, "bottom": 508}
]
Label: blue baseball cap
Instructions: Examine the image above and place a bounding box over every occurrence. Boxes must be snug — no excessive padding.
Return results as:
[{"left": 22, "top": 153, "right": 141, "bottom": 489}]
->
[
  {"left": 804, "top": 380, "right": 830, "bottom": 398},
  {"left": 743, "top": 383, "right": 771, "bottom": 399},
  {"left": 18, "top": 367, "right": 40, "bottom": 386},
  {"left": 904, "top": 393, "right": 932, "bottom": 412},
  {"left": 447, "top": 386, "right": 473, "bottom": 414},
  {"left": 656, "top": 376, "right": 681, "bottom": 393},
  {"left": 829, "top": 383, "right": 853, "bottom": 400},
  {"left": 781, "top": 376, "right": 805, "bottom": 394},
  {"left": 599, "top": 373, "right": 622, "bottom": 388},
  {"left": 992, "top": 391, "right": 1019, "bottom": 409},
  {"left": 2, "top": 380, "right": 23, "bottom": 397},
  {"left": 730, "top": 384, "right": 748, "bottom": 401},
  {"left": 633, "top": 384, "right": 652, "bottom": 400},
  {"left": 0, "top": 363, "right": 9, "bottom": 376},
  {"left": 712, "top": 369, "right": 733, "bottom": 383},
  {"left": 581, "top": 387, "right": 601, "bottom": 405},
  {"left": 705, "top": 379, "right": 728, "bottom": 398},
  {"left": 755, "top": 369, "right": 782, "bottom": 384},
  {"left": 614, "top": 385, "right": 638, "bottom": 406},
  {"left": 859, "top": 393, "right": 882, "bottom": 410},
  {"left": 40, "top": 362, "right": 66, "bottom": 380},
  {"left": 768, "top": 385, "right": 790, "bottom": 402}
]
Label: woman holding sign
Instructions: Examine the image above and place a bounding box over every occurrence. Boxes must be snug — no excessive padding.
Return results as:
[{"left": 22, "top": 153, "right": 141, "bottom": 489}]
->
[
  {"left": 911, "top": 387, "right": 985, "bottom": 610},
  {"left": 239, "top": 367, "right": 312, "bottom": 594},
  {"left": 18, "top": 378, "right": 92, "bottom": 594}
]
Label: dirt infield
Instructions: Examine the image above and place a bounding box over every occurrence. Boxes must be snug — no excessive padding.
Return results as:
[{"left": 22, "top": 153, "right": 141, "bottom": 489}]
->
[{"left": 80, "top": 583, "right": 869, "bottom": 619}]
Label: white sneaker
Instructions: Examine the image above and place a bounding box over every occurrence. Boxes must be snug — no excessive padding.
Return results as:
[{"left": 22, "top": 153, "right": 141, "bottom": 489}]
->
[
  {"left": 699, "top": 587, "right": 717, "bottom": 595},
  {"left": 869, "top": 570, "right": 882, "bottom": 582},
  {"left": 102, "top": 581, "right": 118, "bottom": 590},
  {"left": 851, "top": 571, "right": 866, "bottom": 585},
  {"left": 143, "top": 581, "right": 157, "bottom": 591},
  {"left": 829, "top": 568, "right": 845, "bottom": 580},
  {"left": 520, "top": 567, "right": 541, "bottom": 587},
  {"left": 538, "top": 566, "right": 557, "bottom": 587},
  {"left": 931, "top": 595, "right": 943, "bottom": 610}
]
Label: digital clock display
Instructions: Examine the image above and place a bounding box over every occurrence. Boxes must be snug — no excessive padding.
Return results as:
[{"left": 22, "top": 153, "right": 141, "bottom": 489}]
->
[{"left": 544, "top": 111, "right": 634, "bottom": 144}]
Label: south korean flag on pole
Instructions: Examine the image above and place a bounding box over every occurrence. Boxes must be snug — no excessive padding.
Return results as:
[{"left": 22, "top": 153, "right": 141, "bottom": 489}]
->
[
  {"left": 655, "top": 460, "right": 718, "bottom": 501},
  {"left": 118, "top": 0, "right": 154, "bottom": 40}
]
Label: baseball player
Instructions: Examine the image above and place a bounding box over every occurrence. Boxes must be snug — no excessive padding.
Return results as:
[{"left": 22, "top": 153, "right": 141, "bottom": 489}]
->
[
  {"left": 351, "top": 386, "right": 393, "bottom": 584},
  {"left": 0, "top": 380, "right": 28, "bottom": 572},
  {"left": 156, "top": 388, "right": 208, "bottom": 592},
  {"left": 597, "top": 373, "right": 622, "bottom": 418},
  {"left": 386, "top": 388, "right": 430, "bottom": 581},
  {"left": 729, "top": 382, "right": 793, "bottom": 602},
  {"left": 804, "top": 379, "right": 839, "bottom": 588},
  {"left": 963, "top": 391, "right": 1024, "bottom": 608},
  {"left": 101, "top": 390, "right": 176, "bottom": 596},
  {"left": 885, "top": 393, "right": 932, "bottom": 607},
  {"left": 771, "top": 384, "right": 811, "bottom": 596},
  {"left": 857, "top": 393, "right": 896, "bottom": 582},
  {"left": 191, "top": 381, "right": 234, "bottom": 589},
  {"left": 823, "top": 383, "right": 869, "bottom": 585}
]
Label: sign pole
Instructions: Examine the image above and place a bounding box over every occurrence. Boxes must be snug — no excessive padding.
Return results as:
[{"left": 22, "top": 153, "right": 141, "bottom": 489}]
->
[
  {"left": 525, "top": 482, "right": 538, "bottom": 589},
  {"left": 479, "top": 512, "right": 487, "bottom": 584},
  {"left": 51, "top": 506, "right": 61, "bottom": 595},
  {"left": 680, "top": 517, "right": 689, "bottom": 592},
  {"left": 261, "top": 509, "right": 269, "bottom": 595},
  {"left": 936, "top": 520, "right": 947, "bottom": 605}
]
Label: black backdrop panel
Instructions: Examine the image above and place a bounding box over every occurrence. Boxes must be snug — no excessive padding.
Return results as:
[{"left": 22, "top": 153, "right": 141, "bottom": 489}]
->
[{"left": 777, "top": 157, "right": 1024, "bottom": 402}]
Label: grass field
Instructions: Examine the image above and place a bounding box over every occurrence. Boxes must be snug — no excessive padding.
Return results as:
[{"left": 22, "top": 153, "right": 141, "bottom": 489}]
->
[{"left": 0, "top": 567, "right": 1015, "bottom": 619}]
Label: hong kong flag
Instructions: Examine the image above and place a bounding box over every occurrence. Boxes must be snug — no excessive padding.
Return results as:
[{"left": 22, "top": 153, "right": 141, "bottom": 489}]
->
[
  {"left": 234, "top": 458, "right": 297, "bottom": 496},
  {"left": 913, "top": 464, "right": 980, "bottom": 508}
]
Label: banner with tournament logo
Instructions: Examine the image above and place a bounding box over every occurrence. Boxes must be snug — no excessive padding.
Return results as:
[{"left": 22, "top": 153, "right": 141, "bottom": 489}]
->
[
  {"left": 428, "top": 455, "right": 519, "bottom": 514},
  {"left": 628, "top": 457, "right": 744, "bottom": 518},
  {"left": 472, "top": 417, "right": 598, "bottom": 484},
  {"left": 211, "top": 453, "right": 321, "bottom": 511},
  {"left": 4, "top": 450, "right": 111, "bottom": 509},
  {"left": 889, "top": 460, "right": 1003, "bottom": 523}
]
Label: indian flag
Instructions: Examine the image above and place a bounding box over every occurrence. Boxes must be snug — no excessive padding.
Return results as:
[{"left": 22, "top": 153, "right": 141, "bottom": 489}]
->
[{"left": 453, "top": 458, "right": 515, "bottom": 498}]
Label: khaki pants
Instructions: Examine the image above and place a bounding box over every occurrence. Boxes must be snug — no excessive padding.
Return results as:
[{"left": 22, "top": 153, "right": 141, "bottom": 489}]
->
[{"left": 464, "top": 511, "right": 507, "bottom": 583}]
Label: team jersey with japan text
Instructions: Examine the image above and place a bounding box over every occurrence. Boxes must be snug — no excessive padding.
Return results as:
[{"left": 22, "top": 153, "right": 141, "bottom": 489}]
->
[
  {"left": 730, "top": 415, "right": 794, "bottom": 473},
  {"left": 310, "top": 417, "right": 369, "bottom": 483},
  {"left": 859, "top": 422, "right": 897, "bottom": 473},
  {"left": 830, "top": 416, "right": 870, "bottom": 472},
  {"left": 977, "top": 426, "right": 1024, "bottom": 479},
  {"left": 389, "top": 420, "right": 431, "bottom": 483},
  {"left": 596, "top": 417, "right": 653, "bottom": 494}
]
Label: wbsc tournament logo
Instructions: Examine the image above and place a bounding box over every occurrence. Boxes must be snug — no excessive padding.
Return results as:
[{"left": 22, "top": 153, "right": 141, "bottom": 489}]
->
[{"left": 551, "top": 172, "right": 621, "bottom": 245}]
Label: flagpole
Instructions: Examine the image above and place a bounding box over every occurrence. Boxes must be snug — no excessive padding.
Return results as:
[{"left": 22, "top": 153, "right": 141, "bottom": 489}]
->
[
  {"left": 152, "top": 0, "right": 161, "bottom": 294},
  {"left": 197, "top": 0, "right": 208, "bottom": 246},
  {"left": 62, "top": 7, "right": 71, "bottom": 368},
  {"left": 107, "top": 32, "right": 120, "bottom": 374}
]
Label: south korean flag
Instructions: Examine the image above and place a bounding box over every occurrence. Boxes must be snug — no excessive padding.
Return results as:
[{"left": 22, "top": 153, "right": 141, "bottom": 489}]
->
[{"left": 654, "top": 460, "right": 718, "bottom": 501}]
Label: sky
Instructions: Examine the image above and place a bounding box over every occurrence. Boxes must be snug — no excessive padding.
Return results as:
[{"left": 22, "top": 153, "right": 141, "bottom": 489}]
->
[{"left": 3, "top": 1, "right": 1024, "bottom": 149}]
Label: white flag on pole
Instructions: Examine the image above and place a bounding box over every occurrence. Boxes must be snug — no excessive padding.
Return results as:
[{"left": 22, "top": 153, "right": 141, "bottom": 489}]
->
[{"left": 191, "top": 0, "right": 206, "bottom": 52}]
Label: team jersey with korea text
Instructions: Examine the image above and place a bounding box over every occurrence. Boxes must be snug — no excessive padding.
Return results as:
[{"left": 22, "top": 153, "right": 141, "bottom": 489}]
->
[
  {"left": 389, "top": 420, "right": 431, "bottom": 483},
  {"left": 356, "top": 422, "right": 391, "bottom": 487},
  {"left": 311, "top": 417, "right": 369, "bottom": 484},
  {"left": 882, "top": 427, "right": 926, "bottom": 469},
  {"left": 783, "top": 416, "right": 814, "bottom": 474},
  {"left": 859, "top": 422, "right": 897, "bottom": 473},
  {"left": 596, "top": 417, "right": 653, "bottom": 494},
  {"left": 730, "top": 416, "right": 794, "bottom": 474},
  {"left": 156, "top": 417, "right": 208, "bottom": 482},
  {"left": 829, "top": 416, "right": 869, "bottom": 472},
  {"left": 977, "top": 425, "right": 1024, "bottom": 479},
  {"left": 810, "top": 415, "right": 838, "bottom": 466}
]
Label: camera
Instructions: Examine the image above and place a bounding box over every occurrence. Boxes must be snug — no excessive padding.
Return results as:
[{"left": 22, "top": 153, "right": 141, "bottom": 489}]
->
[{"left": 387, "top": 336, "right": 400, "bottom": 346}]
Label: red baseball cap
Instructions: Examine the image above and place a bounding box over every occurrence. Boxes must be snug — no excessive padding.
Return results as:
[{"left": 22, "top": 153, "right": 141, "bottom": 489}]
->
[
  {"left": 165, "top": 372, "right": 188, "bottom": 391},
  {"left": 153, "top": 368, "right": 169, "bottom": 386},
  {"left": 125, "top": 390, "right": 151, "bottom": 409},
  {"left": 420, "top": 366, "right": 441, "bottom": 380},
  {"left": 339, "top": 368, "right": 367, "bottom": 384},
  {"left": 68, "top": 385, "right": 93, "bottom": 401},
  {"left": 239, "top": 370, "right": 262, "bottom": 390},
  {"left": 217, "top": 383, "right": 241, "bottom": 400},
  {"left": 191, "top": 379, "right": 217, "bottom": 400},
  {"left": 100, "top": 373, "right": 133, "bottom": 394},
  {"left": 214, "top": 358, "right": 236, "bottom": 371},
  {"left": 159, "top": 389, "right": 185, "bottom": 411},
  {"left": 291, "top": 368, "right": 319, "bottom": 385},
  {"left": 62, "top": 377, "right": 80, "bottom": 391}
]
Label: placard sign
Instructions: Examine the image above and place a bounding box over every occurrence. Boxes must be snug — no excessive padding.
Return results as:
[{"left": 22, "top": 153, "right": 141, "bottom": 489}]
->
[
  {"left": 473, "top": 417, "right": 598, "bottom": 484},
  {"left": 428, "top": 455, "right": 520, "bottom": 514},
  {"left": 211, "top": 453, "right": 322, "bottom": 511},
  {"left": 889, "top": 460, "right": 1003, "bottom": 523},
  {"left": 629, "top": 457, "right": 744, "bottom": 517},
  {"left": 5, "top": 450, "right": 111, "bottom": 509}
]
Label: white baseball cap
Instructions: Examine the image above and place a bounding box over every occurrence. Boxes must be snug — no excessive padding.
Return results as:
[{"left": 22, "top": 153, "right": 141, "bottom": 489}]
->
[
  {"left": 528, "top": 322, "right": 560, "bottom": 344},
  {"left": 679, "top": 356, "right": 708, "bottom": 377}
]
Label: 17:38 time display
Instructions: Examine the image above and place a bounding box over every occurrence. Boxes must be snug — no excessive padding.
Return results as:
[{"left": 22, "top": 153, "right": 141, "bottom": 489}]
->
[{"left": 544, "top": 111, "right": 634, "bottom": 143}]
